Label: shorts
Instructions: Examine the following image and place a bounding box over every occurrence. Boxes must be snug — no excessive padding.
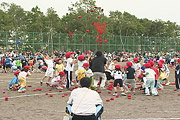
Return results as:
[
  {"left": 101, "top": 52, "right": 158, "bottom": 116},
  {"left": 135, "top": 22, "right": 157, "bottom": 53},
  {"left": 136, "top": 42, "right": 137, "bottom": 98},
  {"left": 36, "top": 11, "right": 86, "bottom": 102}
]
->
[
  {"left": 5, "top": 64, "right": 11, "bottom": 68},
  {"left": 114, "top": 79, "right": 123, "bottom": 87}
]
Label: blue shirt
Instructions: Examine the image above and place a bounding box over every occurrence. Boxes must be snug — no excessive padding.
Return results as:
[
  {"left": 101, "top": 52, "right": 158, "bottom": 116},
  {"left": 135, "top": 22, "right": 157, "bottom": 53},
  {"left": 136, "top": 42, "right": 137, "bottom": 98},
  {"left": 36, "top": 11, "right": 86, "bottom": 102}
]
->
[
  {"left": 4, "top": 58, "right": 11, "bottom": 65},
  {"left": 9, "top": 76, "right": 19, "bottom": 86}
]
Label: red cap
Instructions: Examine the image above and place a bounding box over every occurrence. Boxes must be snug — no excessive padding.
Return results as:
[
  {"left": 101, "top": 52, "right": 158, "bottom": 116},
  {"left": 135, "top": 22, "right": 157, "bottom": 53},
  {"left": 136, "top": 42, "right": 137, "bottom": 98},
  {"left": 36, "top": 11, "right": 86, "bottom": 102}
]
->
[
  {"left": 144, "top": 63, "right": 151, "bottom": 68},
  {"left": 126, "top": 62, "right": 132, "bottom": 67},
  {"left": 90, "top": 10, "right": 94, "bottom": 12},
  {"left": 133, "top": 58, "right": 139, "bottom": 63},
  {"left": 177, "top": 58, "right": 180, "bottom": 63},
  {"left": 115, "top": 65, "right": 121, "bottom": 69},
  {"left": 159, "top": 59, "right": 165, "bottom": 64},
  {"left": 148, "top": 60, "right": 154, "bottom": 66},
  {"left": 14, "top": 71, "right": 20, "bottom": 75},
  {"left": 59, "top": 71, "right": 65, "bottom": 76},
  {"left": 56, "top": 58, "right": 60, "bottom": 62},
  {"left": 158, "top": 62, "right": 163, "bottom": 68},
  {"left": 82, "top": 63, "right": 89, "bottom": 67},
  {"left": 24, "top": 65, "right": 30, "bottom": 70},
  {"left": 65, "top": 52, "right": 72, "bottom": 58},
  {"left": 78, "top": 55, "right": 85, "bottom": 61},
  {"left": 86, "top": 30, "right": 90, "bottom": 33},
  {"left": 124, "top": 66, "right": 128, "bottom": 70}
]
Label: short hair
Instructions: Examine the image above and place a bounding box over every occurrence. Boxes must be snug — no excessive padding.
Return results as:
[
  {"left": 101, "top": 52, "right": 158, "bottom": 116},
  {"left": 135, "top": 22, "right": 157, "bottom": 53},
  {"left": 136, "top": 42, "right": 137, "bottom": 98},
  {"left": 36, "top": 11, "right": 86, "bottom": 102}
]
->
[
  {"left": 80, "top": 77, "right": 92, "bottom": 88},
  {"left": 95, "top": 51, "right": 102, "bottom": 57}
]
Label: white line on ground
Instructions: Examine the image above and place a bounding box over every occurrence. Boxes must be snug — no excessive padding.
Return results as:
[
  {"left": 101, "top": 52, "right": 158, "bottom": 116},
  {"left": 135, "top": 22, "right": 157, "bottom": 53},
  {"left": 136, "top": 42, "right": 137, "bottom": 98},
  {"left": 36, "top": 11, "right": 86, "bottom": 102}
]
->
[{"left": 0, "top": 91, "right": 71, "bottom": 100}]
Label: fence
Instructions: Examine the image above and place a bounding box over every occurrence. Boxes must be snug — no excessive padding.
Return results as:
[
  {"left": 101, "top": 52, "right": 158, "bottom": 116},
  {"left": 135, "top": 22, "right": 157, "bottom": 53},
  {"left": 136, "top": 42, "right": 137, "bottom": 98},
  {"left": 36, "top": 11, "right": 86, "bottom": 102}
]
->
[{"left": 0, "top": 31, "right": 180, "bottom": 53}]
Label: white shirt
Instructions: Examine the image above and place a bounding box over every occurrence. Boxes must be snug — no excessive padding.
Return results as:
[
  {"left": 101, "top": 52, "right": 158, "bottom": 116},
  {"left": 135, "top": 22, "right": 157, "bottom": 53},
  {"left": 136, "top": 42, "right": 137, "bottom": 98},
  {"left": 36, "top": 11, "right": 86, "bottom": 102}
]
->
[
  {"left": 84, "top": 69, "right": 93, "bottom": 77},
  {"left": 78, "top": 60, "right": 87, "bottom": 70},
  {"left": 132, "top": 62, "right": 141, "bottom": 71},
  {"left": 67, "top": 88, "right": 102, "bottom": 115},
  {"left": 65, "top": 58, "right": 74, "bottom": 71},
  {"left": 144, "top": 68, "right": 156, "bottom": 79},
  {"left": 45, "top": 59, "right": 54, "bottom": 70},
  {"left": 111, "top": 70, "right": 123, "bottom": 80}
]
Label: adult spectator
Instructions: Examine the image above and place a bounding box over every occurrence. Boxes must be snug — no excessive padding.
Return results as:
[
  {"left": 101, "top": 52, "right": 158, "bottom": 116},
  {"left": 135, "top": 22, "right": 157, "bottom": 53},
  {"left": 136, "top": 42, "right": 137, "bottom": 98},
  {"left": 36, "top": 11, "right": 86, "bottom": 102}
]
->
[
  {"left": 67, "top": 77, "right": 103, "bottom": 120},
  {"left": 91, "top": 51, "right": 107, "bottom": 89}
]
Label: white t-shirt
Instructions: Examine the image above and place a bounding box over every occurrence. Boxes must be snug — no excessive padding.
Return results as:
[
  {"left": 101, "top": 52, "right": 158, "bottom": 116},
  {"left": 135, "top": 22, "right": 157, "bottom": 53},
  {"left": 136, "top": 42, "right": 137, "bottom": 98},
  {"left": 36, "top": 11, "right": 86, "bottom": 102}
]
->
[
  {"left": 132, "top": 62, "right": 141, "bottom": 71},
  {"left": 67, "top": 87, "right": 102, "bottom": 115},
  {"left": 78, "top": 60, "right": 87, "bottom": 70},
  {"left": 144, "top": 68, "right": 156, "bottom": 79},
  {"left": 65, "top": 58, "right": 74, "bottom": 71},
  {"left": 45, "top": 59, "right": 54, "bottom": 70},
  {"left": 111, "top": 70, "right": 123, "bottom": 80}
]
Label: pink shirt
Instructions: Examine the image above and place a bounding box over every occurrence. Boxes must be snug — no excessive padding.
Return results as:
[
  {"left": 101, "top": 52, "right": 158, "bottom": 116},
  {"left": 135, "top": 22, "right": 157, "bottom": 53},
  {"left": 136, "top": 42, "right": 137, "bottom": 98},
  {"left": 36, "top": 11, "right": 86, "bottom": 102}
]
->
[{"left": 19, "top": 71, "right": 30, "bottom": 79}]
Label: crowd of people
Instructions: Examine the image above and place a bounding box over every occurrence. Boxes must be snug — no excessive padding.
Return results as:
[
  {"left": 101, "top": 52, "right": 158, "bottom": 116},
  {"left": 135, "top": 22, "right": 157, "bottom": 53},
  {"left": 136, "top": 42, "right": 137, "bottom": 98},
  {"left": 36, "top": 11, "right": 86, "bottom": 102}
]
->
[
  {"left": 0, "top": 50, "right": 180, "bottom": 93},
  {"left": 1, "top": 50, "right": 180, "bottom": 119}
]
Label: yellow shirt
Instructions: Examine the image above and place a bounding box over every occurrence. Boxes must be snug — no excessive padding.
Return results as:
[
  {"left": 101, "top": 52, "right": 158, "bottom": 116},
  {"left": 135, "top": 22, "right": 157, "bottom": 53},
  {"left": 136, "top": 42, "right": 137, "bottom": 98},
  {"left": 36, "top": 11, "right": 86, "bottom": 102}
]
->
[
  {"left": 77, "top": 69, "right": 86, "bottom": 81},
  {"left": 159, "top": 72, "right": 167, "bottom": 80},
  {"left": 56, "top": 64, "right": 64, "bottom": 75}
]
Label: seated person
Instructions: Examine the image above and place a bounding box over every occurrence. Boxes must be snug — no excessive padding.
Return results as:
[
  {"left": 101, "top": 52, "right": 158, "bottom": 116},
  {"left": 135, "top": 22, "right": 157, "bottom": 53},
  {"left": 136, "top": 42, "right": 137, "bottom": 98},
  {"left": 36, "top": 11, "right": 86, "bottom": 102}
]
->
[{"left": 66, "top": 77, "right": 103, "bottom": 120}]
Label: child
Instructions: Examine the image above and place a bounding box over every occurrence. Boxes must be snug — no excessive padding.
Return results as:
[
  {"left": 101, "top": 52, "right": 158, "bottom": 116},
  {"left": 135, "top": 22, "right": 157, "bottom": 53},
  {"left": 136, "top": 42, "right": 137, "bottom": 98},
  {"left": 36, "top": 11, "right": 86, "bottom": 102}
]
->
[
  {"left": 124, "top": 61, "right": 136, "bottom": 94},
  {"left": 65, "top": 52, "right": 75, "bottom": 89},
  {"left": 111, "top": 65, "right": 126, "bottom": 96},
  {"left": 143, "top": 63, "right": 158, "bottom": 96},
  {"left": 40, "top": 55, "right": 54, "bottom": 86},
  {"left": 18, "top": 66, "right": 31, "bottom": 92},
  {"left": 16, "top": 57, "right": 22, "bottom": 70},
  {"left": 50, "top": 71, "right": 66, "bottom": 89},
  {"left": 9, "top": 71, "right": 20, "bottom": 91},
  {"left": 55, "top": 58, "right": 64, "bottom": 76},
  {"left": 77, "top": 63, "right": 93, "bottom": 83}
]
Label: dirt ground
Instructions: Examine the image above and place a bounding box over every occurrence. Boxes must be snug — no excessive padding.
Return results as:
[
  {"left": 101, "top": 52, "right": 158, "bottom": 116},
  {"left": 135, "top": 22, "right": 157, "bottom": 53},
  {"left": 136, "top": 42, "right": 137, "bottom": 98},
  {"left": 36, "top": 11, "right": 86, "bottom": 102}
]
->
[{"left": 0, "top": 66, "right": 180, "bottom": 120}]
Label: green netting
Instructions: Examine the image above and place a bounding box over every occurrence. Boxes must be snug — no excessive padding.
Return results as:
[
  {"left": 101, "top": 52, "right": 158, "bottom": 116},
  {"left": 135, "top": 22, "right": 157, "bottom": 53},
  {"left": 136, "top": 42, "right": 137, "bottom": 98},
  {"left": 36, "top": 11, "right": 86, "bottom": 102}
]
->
[{"left": 0, "top": 31, "right": 180, "bottom": 52}]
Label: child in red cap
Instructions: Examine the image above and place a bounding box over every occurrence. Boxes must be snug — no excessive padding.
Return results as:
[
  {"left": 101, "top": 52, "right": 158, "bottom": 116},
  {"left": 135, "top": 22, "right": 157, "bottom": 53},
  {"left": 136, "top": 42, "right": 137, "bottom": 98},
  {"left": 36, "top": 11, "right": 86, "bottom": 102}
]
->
[
  {"left": 18, "top": 66, "right": 31, "bottom": 92},
  {"left": 143, "top": 63, "right": 158, "bottom": 96},
  {"left": 124, "top": 61, "right": 136, "bottom": 94},
  {"left": 55, "top": 58, "right": 64, "bottom": 76},
  {"left": 111, "top": 65, "right": 126, "bottom": 96},
  {"left": 50, "top": 71, "right": 66, "bottom": 89},
  {"left": 9, "top": 71, "right": 20, "bottom": 90},
  {"left": 65, "top": 52, "right": 75, "bottom": 89}
]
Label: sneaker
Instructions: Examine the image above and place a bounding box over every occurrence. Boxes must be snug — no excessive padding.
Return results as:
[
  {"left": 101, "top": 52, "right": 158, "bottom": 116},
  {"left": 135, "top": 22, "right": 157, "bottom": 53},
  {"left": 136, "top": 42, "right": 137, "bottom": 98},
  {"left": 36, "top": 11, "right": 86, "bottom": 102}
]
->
[
  {"left": 18, "top": 88, "right": 22, "bottom": 92},
  {"left": 71, "top": 82, "right": 74, "bottom": 86},
  {"left": 146, "top": 94, "right": 150, "bottom": 96},
  {"left": 121, "top": 92, "right": 126, "bottom": 96},
  {"left": 165, "top": 82, "right": 170, "bottom": 86},
  {"left": 56, "top": 87, "right": 63, "bottom": 90},
  {"left": 22, "top": 88, "right": 26, "bottom": 91},
  {"left": 113, "top": 93, "right": 118, "bottom": 96},
  {"left": 100, "top": 87, "right": 106, "bottom": 90},
  {"left": 152, "top": 94, "right": 159, "bottom": 96}
]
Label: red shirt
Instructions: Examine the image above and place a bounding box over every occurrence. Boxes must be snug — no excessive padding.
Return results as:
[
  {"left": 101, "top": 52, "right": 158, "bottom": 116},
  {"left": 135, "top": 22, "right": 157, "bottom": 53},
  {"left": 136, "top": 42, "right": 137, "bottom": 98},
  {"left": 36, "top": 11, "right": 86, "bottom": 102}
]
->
[{"left": 151, "top": 67, "right": 159, "bottom": 80}]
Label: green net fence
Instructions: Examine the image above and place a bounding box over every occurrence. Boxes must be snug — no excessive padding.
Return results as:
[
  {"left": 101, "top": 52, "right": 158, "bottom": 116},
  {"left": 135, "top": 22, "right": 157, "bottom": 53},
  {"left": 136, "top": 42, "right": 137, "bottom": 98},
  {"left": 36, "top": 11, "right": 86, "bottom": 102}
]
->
[{"left": 0, "top": 31, "right": 180, "bottom": 53}]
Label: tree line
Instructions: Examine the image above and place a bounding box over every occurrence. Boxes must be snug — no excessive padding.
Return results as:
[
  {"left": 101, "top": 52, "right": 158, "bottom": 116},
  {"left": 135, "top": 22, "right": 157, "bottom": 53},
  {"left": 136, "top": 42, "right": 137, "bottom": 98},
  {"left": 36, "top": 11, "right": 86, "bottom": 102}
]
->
[{"left": 0, "top": 0, "right": 180, "bottom": 38}]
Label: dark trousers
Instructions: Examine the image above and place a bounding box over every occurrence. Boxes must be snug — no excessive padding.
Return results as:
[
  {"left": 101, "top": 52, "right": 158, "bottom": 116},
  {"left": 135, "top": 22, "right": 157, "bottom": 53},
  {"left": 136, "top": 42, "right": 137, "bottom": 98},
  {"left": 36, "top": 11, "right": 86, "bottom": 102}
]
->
[
  {"left": 66, "top": 71, "right": 72, "bottom": 89},
  {"left": 73, "top": 114, "right": 96, "bottom": 120},
  {"left": 175, "top": 78, "right": 180, "bottom": 89}
]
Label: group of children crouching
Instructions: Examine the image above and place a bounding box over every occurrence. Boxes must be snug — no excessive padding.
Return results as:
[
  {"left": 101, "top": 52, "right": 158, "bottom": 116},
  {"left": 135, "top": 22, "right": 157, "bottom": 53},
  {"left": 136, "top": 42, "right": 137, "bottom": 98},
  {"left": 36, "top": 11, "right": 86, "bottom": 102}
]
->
[{"left": 9, "top": 65, "right": 31, "bottom": 92}]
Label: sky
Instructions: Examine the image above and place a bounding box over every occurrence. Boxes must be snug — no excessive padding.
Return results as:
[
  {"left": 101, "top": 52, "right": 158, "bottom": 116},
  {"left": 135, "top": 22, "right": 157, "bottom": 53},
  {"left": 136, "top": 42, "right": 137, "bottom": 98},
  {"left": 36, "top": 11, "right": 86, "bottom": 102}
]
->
[{"left": 1, "top": 0, "right": 180, "bottom": 25}]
